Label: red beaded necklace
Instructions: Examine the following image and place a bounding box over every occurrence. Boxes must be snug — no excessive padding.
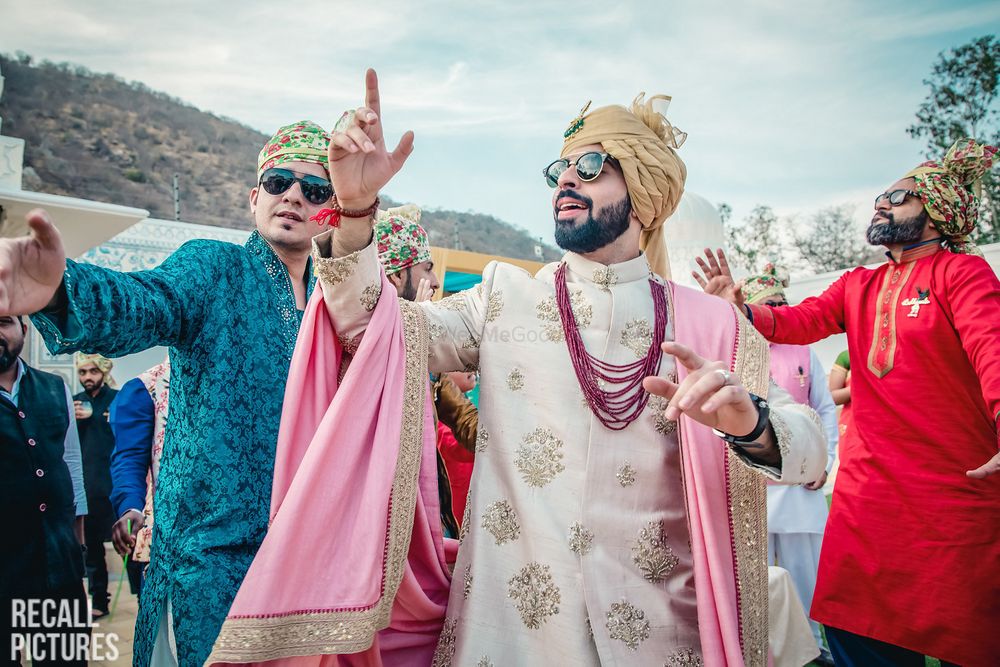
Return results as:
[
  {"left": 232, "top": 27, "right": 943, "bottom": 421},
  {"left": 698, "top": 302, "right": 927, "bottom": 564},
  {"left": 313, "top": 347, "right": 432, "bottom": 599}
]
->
[{"left": 555, "top": 262, "right": 667, "bottom": 430}]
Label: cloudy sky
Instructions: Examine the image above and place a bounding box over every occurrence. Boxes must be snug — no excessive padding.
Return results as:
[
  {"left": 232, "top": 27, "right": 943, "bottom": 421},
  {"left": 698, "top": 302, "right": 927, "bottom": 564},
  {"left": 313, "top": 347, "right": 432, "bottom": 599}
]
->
[{"left": 2, "top": 0, "right": 998, "bottom": 245}]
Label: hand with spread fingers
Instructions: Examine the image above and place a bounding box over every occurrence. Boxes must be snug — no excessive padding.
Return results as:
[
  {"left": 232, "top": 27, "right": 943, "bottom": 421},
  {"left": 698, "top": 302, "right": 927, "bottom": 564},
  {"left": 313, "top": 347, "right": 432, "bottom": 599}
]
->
[
  {"left": 0, "top": 208, "right": 67, "bottom": 316},
  {"left": 327, "top": 68, "right": 414, "bottom": 211},
  {"left": 414, "top": 277, "right": 434, "bottom": 303},
  {"left": 642, "top": 341, "right": 780, "bottom": 465},
  {"left": 692, "top": 248, "right": 745, "bottom": 310}
]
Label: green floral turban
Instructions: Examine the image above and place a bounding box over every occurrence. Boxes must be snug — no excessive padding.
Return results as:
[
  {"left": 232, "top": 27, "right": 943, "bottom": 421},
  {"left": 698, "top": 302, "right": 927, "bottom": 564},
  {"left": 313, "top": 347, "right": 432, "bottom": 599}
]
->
[
  {"left": 374, "top": 204, "right": 432, "bottom": 275},
  {"left": 257, "top": 120, "right": 331, "bottom": 180}
]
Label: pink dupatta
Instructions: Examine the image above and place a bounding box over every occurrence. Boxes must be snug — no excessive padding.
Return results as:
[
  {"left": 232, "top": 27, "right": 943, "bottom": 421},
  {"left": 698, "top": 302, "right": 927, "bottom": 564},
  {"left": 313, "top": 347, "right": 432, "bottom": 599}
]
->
[
  {"left": 207, "top": 278, "right": 453, "bottom": 667},
  {"left": 672, "top": 284, "right": 772, "bottom": 667}
]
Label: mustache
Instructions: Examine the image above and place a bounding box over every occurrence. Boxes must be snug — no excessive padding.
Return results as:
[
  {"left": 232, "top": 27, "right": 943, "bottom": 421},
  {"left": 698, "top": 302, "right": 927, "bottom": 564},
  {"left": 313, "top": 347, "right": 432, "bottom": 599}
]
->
[
  {"left": 871, "top": 210, "right": 894, "bottom": 225},
  {"left": 555, "top": 189, "right": 593, "bottom": 208}
]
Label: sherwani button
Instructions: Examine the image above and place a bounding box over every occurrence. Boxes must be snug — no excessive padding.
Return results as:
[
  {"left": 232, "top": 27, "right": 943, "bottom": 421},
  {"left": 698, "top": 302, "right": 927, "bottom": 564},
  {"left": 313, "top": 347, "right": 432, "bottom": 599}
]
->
[
  {"left": 39, "top": 503, "right": 46, "bottom": 512},
  {"left": 17, "top": 411, "right": 25, "bottom": 419},
  {"left": 27, "top": 438, "right": 36, "bottom": 446},
  {"left": 35, "top": 468, "right": 44, "bottom": 477}
]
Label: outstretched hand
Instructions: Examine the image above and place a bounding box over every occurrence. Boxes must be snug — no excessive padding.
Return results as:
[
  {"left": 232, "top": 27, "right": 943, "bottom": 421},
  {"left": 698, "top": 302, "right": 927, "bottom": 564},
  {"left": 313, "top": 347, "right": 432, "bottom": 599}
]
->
[
  {"left": 967, "top": 450, "right": 1000, "bottom": 479},
  {"left": 643, "top": 341, "right": 759, "bottom": 437},
  {"left": 692, "top": 248, "right": 745, "bottom": 309},
  {"left": 327, "top": 69, "right": 414, "bottom": 209},
  {"left": 0, "top": 208, "right": 66, "bottom": 316}
]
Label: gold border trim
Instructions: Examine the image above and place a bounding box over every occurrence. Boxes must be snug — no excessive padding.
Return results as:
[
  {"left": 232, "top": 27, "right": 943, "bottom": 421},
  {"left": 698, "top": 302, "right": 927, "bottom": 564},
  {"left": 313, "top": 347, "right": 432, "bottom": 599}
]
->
[
  {"left": 866, "top": 263, "right": 914, "bottom": 378},
  {"left": 206, "top": 301, "right": 429, "bottom": 663},
  {"left": 730, "top": 308, "right": 770, "bottom": 667}
]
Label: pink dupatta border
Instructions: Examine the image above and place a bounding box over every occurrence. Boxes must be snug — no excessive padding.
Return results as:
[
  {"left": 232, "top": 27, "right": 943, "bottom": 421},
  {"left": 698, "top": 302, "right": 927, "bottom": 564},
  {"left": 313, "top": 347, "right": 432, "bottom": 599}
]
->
[{"left": 672, "top": 284, "right": 770, "bottom": 667}]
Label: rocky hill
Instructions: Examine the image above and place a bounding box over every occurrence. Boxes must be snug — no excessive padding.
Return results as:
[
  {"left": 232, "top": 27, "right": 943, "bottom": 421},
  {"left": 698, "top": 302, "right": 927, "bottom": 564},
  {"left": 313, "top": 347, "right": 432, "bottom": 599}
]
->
[{"left": 0, "top": 54, "right": 559, "bottom": 262}]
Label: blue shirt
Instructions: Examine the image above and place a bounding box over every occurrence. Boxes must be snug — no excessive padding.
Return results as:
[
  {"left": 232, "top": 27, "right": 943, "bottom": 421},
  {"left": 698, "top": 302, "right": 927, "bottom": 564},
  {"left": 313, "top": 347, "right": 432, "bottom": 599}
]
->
[{"left": 109, "top": 377, "right": 154, "bottom": 519}]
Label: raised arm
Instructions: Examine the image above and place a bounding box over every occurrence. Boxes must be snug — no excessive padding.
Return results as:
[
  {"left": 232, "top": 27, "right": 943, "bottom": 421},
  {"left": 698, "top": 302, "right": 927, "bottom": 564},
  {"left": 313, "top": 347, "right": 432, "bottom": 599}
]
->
[
  {"left": 945, "top": 257, "right": 1000, "bottom": 479},
  {"left": 29, "top": 239, "right": 220, "bottom": 357}
]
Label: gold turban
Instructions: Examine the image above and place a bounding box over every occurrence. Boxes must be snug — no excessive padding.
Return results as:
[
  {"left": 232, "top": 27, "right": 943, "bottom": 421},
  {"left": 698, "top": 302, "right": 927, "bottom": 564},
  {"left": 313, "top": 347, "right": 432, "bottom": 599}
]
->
[
  {"left": 561, "top": 94, "right": 688, "bottom": 279},
  {"left": 74, "top": 352, "right": 117, "bottom": 388}
]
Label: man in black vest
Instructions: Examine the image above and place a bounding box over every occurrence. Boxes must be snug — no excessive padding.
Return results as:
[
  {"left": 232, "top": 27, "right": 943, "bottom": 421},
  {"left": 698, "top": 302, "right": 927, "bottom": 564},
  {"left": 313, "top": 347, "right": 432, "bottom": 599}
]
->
[
  {"left": 73, "top": 352, "right": 118, "bottom": 619},
  {"left": 0, "top": 315, "right": 90, "bottom": 665}
]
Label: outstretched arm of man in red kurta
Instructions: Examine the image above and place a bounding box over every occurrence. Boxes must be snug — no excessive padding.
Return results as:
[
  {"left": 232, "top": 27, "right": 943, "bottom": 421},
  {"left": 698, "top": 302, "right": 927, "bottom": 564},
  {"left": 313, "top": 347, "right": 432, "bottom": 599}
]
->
[
  {"left": 946, "top": 256, "right": 1000, "bottom": 478},
  {"left": 693, "top": 248, "right": 849, "bottom": 345}
]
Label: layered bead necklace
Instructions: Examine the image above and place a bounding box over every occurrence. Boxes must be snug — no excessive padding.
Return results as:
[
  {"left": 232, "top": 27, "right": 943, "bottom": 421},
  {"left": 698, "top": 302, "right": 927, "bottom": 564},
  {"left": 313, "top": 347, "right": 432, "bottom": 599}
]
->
[{"left": 554, "top": 262, "right": 667, "bottom": 430}]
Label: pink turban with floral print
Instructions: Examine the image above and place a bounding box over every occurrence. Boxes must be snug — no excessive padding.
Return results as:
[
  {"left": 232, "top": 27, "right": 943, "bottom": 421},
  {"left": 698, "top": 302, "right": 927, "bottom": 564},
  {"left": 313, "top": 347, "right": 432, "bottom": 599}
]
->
[
  {"left": 257, "top": 120, "right": 331, "bottom": 180},
  {"left": 903, "top": 137, "right": 998, "bottom": 256},
  {"left": 374, "top": 204, "right": 432, "bottom": 275}
]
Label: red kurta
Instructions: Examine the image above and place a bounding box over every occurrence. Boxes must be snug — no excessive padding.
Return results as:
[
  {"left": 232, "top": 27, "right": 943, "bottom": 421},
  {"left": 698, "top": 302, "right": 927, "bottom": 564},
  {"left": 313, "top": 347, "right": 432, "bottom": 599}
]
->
[{"left": 748, "top": 244, "right": 1000, "bottom": 666}]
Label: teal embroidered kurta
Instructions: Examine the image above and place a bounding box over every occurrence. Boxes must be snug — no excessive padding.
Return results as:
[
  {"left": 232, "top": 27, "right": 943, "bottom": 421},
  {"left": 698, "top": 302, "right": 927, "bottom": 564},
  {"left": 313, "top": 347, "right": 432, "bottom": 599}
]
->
[{"left": 32, "top": 231, "right": 314, "bottom": 667}]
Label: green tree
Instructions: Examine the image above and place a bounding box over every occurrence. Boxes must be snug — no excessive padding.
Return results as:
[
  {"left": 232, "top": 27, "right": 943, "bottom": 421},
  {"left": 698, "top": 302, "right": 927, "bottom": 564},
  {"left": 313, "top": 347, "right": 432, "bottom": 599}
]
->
[{"left": 907, "top": 35, "right": 1000, "bottom": 244}]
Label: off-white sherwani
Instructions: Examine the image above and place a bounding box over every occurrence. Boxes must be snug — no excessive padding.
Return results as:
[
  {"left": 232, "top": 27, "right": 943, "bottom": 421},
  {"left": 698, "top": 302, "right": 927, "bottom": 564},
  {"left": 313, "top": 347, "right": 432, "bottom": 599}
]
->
[{"left": 313, "top": 235, "right": 826, "bottom": 667}]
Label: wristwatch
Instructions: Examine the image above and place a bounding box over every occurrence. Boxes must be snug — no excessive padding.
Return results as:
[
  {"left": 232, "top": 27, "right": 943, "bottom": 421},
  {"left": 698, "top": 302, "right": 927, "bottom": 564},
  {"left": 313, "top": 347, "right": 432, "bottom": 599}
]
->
[{"left": 712, "top": 393, "right": 769, "bottom": 446}]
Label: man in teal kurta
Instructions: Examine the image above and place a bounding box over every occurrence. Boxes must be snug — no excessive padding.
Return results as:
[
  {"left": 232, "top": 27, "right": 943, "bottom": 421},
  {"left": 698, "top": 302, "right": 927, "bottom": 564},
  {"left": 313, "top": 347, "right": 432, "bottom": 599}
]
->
[{"left": 20, "top": 121, "right": 334, "bottom": 666}]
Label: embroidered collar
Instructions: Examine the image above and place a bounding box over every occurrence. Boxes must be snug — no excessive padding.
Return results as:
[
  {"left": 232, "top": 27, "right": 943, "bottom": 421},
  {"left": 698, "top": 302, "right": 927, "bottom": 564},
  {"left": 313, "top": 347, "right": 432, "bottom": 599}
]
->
[
  {"left": 244, "top": 230, "right": 316, "bottom": 298},
  {"left": 886, "top": 237, "right": 943, "bottom": 264},
  {"left": 562, "top": 251, "right": 652, "bottom": 288}
]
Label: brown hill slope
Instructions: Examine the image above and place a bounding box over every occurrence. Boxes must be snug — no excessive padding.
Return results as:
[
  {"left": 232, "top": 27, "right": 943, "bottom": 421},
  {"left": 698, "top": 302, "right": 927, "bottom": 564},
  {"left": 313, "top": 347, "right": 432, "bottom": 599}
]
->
[{"left": 0, "top": 54, "right": 559, "bottom": 261}]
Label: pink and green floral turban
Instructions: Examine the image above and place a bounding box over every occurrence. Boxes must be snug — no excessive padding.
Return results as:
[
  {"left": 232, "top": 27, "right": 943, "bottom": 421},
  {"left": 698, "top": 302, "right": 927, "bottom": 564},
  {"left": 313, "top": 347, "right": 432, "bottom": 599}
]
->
[
  {"left": 742, "top": 263, "right": 789, "bottom": 305},
  {"left": 374, "top": 204, "right": 432, "bottom": 275},
  {"left": 903, "top": 137, "right": 998, "bottom": 256},
  {"left": 257, "top": 120, "right": 331, "bottom": 180}
]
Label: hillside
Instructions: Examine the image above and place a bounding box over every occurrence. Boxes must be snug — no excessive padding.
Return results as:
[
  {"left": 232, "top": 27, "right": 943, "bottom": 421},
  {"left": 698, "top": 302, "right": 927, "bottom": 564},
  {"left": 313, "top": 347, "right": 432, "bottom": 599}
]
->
[{"left": 0, "top": 54, "right": 560, "bottom": 262}]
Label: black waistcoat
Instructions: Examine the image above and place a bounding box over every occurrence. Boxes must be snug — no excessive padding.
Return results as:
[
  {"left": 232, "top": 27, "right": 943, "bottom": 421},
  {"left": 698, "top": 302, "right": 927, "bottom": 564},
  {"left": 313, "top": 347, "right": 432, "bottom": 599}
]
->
[
  {"left": 74, "top": 384, "right": 118, "bottom": 500},
  {"left": 0, "top": 363, "right": 83, "bottom": 597}
]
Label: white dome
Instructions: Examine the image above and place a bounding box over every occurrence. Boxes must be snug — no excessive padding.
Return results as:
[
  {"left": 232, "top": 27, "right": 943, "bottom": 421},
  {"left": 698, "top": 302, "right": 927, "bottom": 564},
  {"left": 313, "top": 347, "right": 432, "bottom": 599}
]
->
[{"left": 661, "top": 190, "right": 727, "bottom": 287}]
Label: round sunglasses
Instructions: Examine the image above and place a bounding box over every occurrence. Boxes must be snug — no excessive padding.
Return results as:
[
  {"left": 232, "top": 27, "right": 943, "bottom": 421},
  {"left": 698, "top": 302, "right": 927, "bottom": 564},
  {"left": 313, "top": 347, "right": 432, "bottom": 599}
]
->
[
  {"left": 259, "top": 167, "right": 333, "bottom": 205},
  {"left": 543, "top": 151, "right": 614, "bottom": 188}
]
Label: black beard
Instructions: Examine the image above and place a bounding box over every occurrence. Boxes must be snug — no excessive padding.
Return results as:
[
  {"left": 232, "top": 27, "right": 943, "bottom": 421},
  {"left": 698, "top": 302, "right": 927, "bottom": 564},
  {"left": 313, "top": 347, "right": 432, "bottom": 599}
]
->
[
  {"left": 398, "top": 268, "right": 417, "bottom": 301},
  {"left": 553, "top": 192, "right": 632, "bottom": 254},
  {"left": 866, "top": 209, "right": 928, "bottom": 246},
  {"left": 0, "top": 341, "right": 21, "bottom": 373}
]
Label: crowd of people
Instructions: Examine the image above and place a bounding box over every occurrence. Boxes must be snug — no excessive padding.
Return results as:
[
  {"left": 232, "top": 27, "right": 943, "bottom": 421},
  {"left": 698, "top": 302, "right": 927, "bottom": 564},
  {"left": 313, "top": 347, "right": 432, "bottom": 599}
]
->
[{"left": 0, "top": 68, "right": 996, "bottom": 667}]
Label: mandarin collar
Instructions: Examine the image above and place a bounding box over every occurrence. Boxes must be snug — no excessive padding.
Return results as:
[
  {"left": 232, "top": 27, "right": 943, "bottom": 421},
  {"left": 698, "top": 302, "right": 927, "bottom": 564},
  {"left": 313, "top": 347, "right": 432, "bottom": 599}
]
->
[
  {"left": 562, "top": 251, "right": 654, "bottom": 289},
  {"left": 886, "top": 237, "right": 944, "bottom": 264}
]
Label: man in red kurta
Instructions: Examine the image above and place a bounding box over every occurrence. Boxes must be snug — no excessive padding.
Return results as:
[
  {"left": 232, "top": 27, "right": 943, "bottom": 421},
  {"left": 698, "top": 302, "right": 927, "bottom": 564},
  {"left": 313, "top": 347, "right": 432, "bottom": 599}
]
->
[{"left": 695, "top": 138, "right": 1000, "bottom": 667}]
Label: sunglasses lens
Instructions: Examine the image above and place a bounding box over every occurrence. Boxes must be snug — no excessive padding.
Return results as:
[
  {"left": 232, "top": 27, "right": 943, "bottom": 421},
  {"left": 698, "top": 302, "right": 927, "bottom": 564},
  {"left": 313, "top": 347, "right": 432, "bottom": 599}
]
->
[
  {"left": 575, "top": 152, "right": 605, "bottom": 181},
  {"left": 889, "top": 190, "right": 906, "bottom": 205},
  {"left": 300, "top": 176, "right": 333, "bottom": 205},
  {"left": 544, "top": 160, "right": 567, "bottom": 188},
  {"left": 260, "top": 169, "right": 294, "bottom": 196}
]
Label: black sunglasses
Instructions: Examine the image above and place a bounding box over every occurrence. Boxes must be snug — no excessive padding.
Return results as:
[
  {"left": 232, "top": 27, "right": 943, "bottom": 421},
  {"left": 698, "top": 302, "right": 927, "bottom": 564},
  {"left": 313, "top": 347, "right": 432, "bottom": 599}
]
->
[
  {"left": 543, "top": 151, "right": 614, "bottom": 188},
  {"left": 259, "top": 167, "right": 333, "bottom": 205},
  {"left": 874, "top": 189, "right": 920, "bottom": 207}
]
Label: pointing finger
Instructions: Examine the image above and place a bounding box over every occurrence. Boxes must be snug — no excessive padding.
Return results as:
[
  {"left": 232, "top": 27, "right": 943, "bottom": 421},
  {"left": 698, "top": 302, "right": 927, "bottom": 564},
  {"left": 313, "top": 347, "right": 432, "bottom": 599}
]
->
[
  {"left": 661, "top": 341, "right": 706, "bottom": 372},
  {"left": 365, "top": 68, "right": 381, "bottom": 121}
]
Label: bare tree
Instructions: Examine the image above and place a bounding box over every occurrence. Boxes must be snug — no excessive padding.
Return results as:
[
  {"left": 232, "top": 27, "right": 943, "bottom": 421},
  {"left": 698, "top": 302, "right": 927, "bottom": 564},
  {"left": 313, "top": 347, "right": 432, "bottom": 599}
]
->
[
  {"left": 724, "top": 205, "right": 785, "bottom": 272},
  {"left": 794, "top": 204, "right": 876, "bottom": 273}
]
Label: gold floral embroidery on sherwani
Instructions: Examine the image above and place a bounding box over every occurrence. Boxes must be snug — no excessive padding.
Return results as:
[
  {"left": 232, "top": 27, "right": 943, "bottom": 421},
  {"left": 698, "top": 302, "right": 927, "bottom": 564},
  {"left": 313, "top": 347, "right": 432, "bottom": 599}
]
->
[
  {"left": 605, "top": 600, "right": 651, "bottom": 650},
  {"left": 359, "top": 283, "right": 380, "bottom": 312},
  {"left": 459, "top": 502, "right": 471, "bottom": 542},
  {"left": 536, "top": 290, "right": 593, "bottom": 342},
  {"left": 463, "top": 565, "right": 473, "bottom": 600},
  {"left": 431, "top": 618, "right": 457, "bottom": 667},
  {"left": 485, "top": 289, "right": 504, "bottom": 322},
  {"left": 664, "top": 646, "right": 704, "bottom": 666},
  {"left": 481, "top": 499, "right": 521, "bottom": 545},
  {"left": 616, "top": 461, "right": 637, "bottom": 487},
  {"left": 568, "top": 522, "right": 595, "bottom": 556},
  {"left": 427, "top": 321, "right": 446, "bottom": 343},
  {"left": 475, "top": 426, "right": 490, "bottom": 453},
  {"left": 507, "top": 562, "right": 561, "bottom": 629},
  {"left": 515, "top": 427, "right": 566, "bottom": 487},
  {"left": 592, "top": 265, "right": 619, "bottom": 290},
  {"left": 437, "top": 292, "right": 468, "bottom": 311},
  {"left": 507, "top": 368, "right": 525, "bottom": 391},
  {"left": 621, "top": 318, "right": 653, "bottom": 357},
  {"left": 631, "top": 520, "right": 679, "bottom": 583},
  {"left": 647, "top": 395, "right": 678, "bottom": 435},
  {"left": 314, "top": 251, "right": 360, "bottom": 286}
]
